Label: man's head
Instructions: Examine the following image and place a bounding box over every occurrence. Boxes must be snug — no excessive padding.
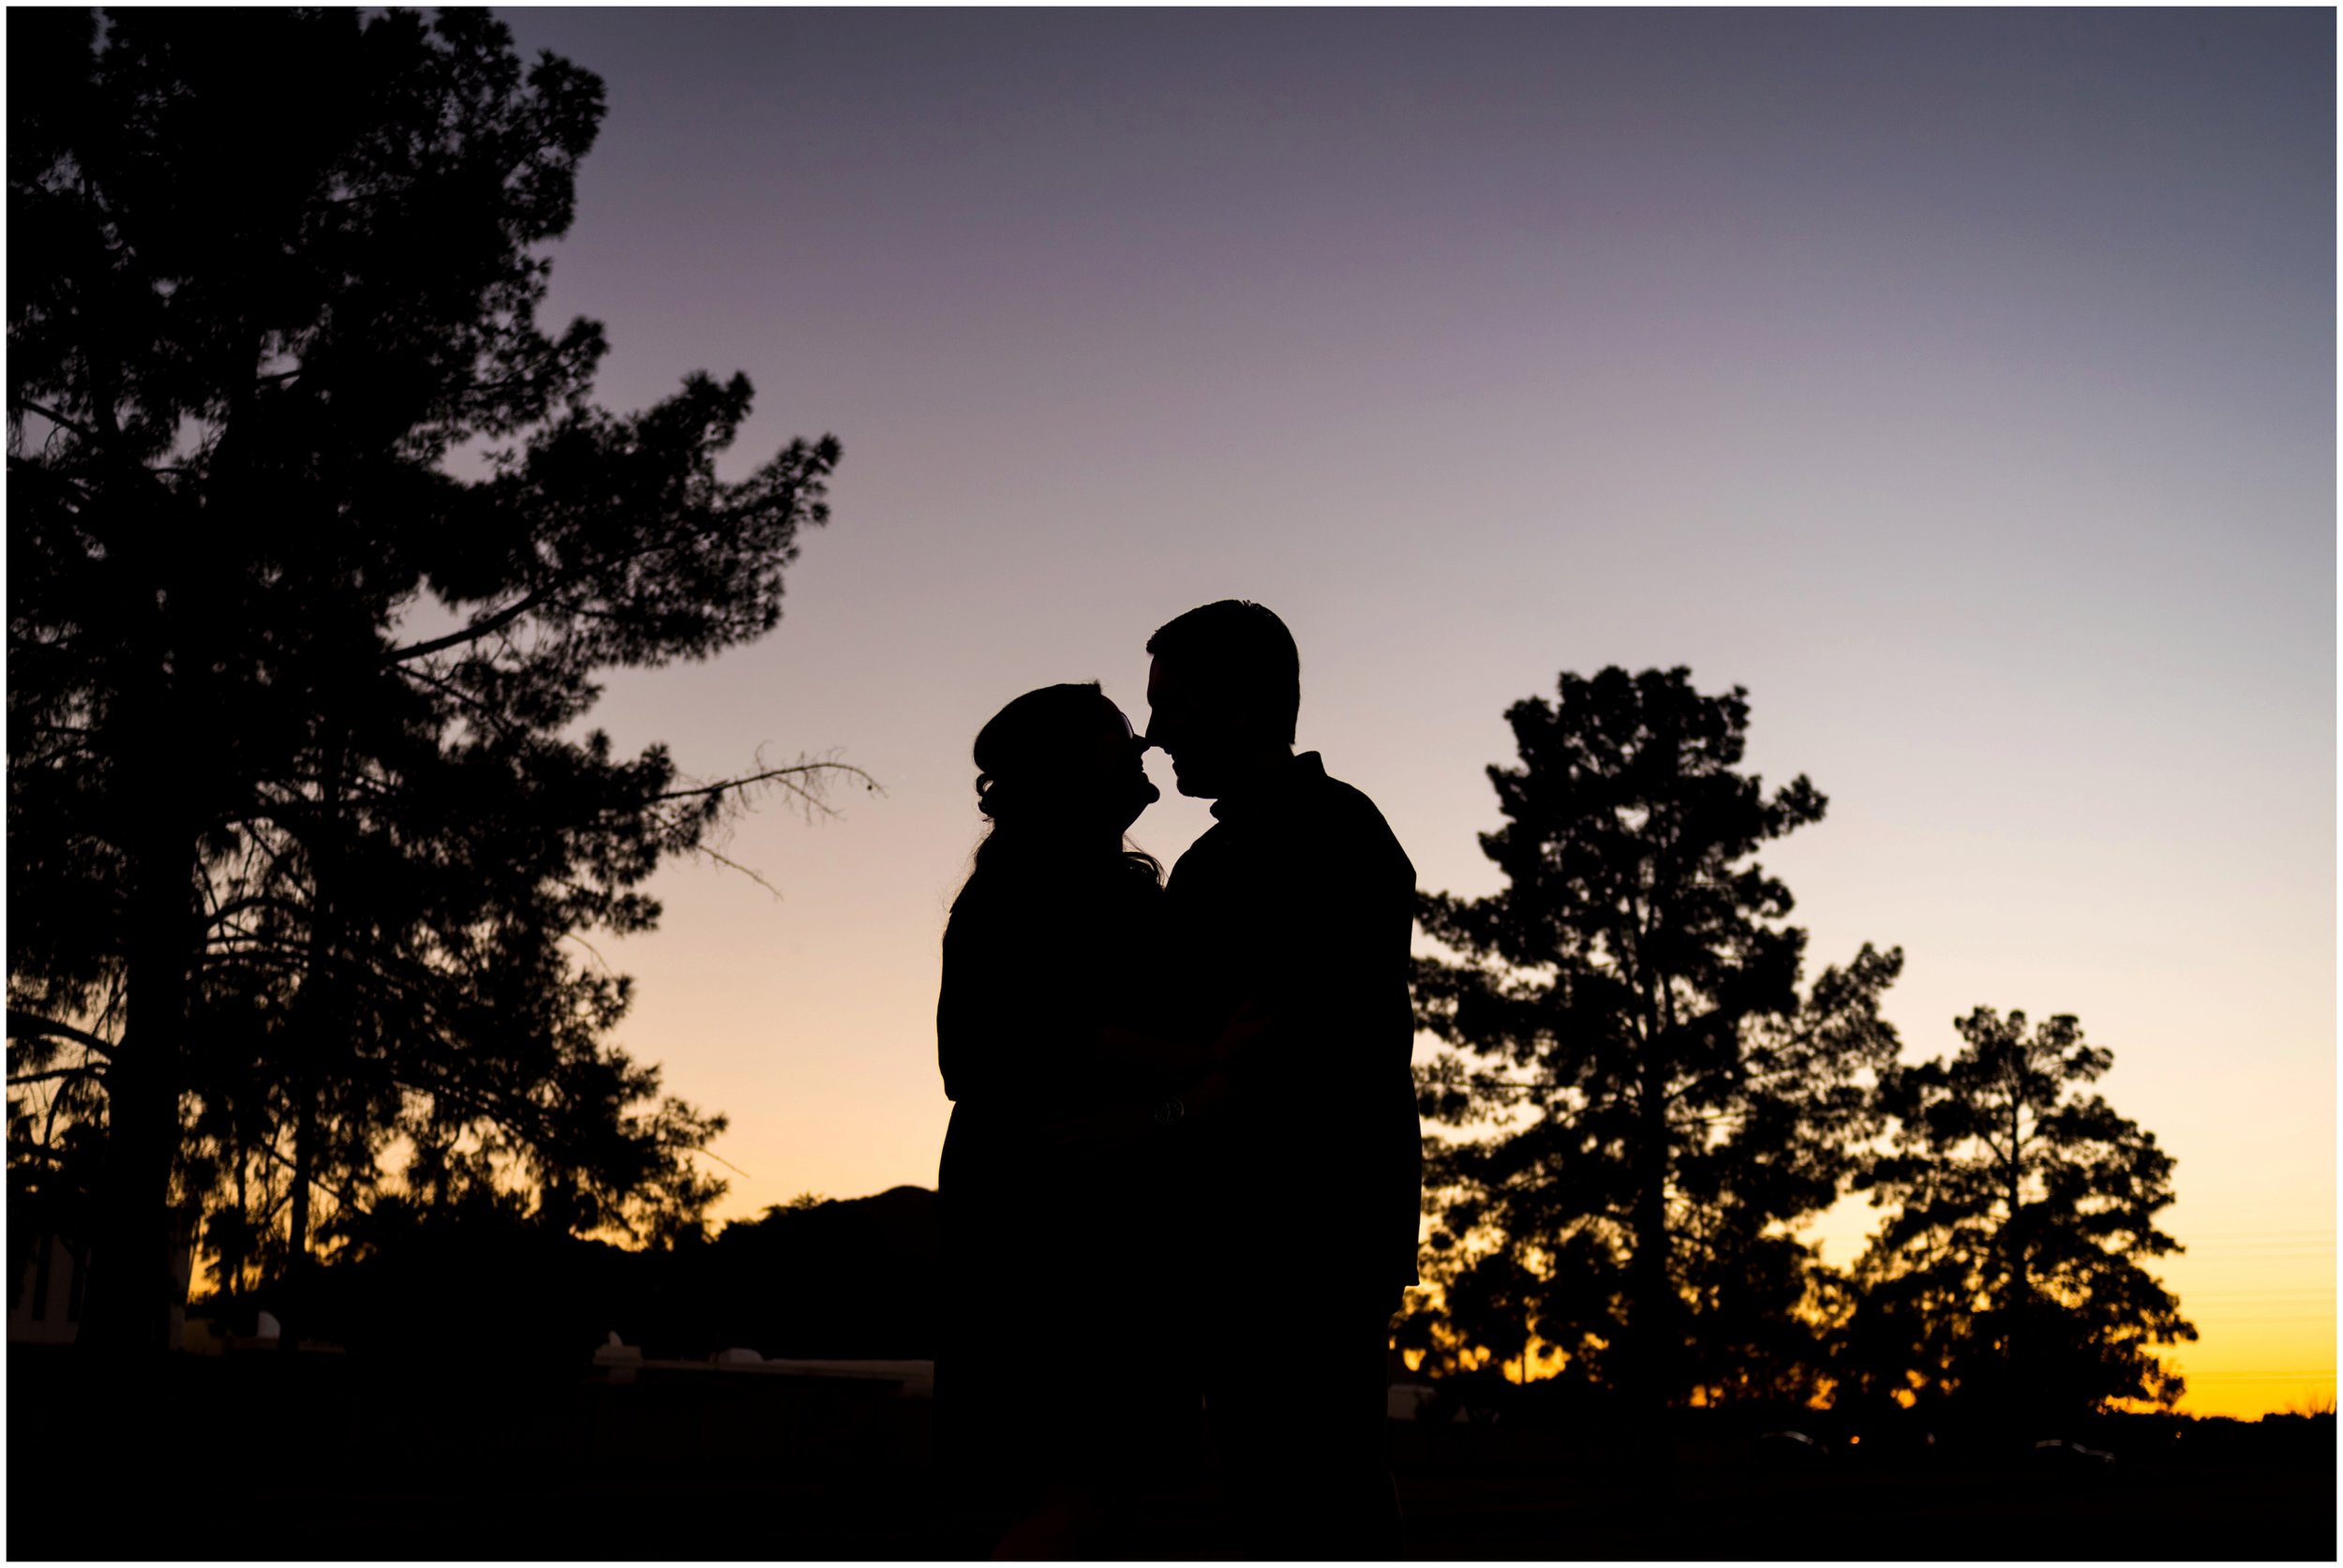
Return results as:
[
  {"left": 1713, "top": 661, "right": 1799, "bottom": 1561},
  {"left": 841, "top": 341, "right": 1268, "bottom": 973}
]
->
[{"left": 1143, "top": 600, "right": 1300, "bottom": 799}]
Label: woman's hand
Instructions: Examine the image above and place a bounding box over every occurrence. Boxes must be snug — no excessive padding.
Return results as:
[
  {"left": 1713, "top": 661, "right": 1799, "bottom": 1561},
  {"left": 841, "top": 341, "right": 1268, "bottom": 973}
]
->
[
  {"left": 1095, "top": 1021, "right": 1210, "bottom": 1077},
  {"left": 1038, "top": 1098, "right": 1156, "bottom": 1160},
  {"left": 1210, "top": 998, "right": 1282, "bottom": 1067}
]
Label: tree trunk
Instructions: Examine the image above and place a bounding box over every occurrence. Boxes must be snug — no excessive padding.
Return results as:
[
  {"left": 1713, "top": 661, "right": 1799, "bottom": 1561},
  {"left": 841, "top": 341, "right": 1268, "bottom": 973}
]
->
[
  {"left": 281, "top": 1095, "right": 314, "bottom": 1354},
  {"left": 75, "top": 468, "right": 201, "bottom": 1357},
  {"left": 1630, "top": 1067, "right": 1673, "bottom": 1404},
  {"left": 231, "top": 1154, "right": 249, "bottom": 1295},
  {"left": 2004, "top": 1079, "right": 2028, "bottom": 1427},
  {"left": 79, "top": 810, "right": 191, "bottom": 1354},
  {"left": 1627, "top": 1021, "right": 1676, "bottom": 1499},
  {"left": 282, "top": 724, "right": 346, "bottom": 1352}
]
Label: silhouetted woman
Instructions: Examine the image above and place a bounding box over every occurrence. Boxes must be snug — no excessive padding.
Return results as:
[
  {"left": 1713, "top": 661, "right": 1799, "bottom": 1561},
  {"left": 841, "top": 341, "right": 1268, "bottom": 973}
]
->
[{"left": 934, "top": 681, "right": 1214, "bottom": 1556}]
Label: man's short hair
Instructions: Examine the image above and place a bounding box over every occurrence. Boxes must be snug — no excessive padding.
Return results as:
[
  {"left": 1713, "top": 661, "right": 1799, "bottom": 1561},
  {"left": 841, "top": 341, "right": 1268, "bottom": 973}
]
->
[{"left": 1146, "top": 600, "right": 1301, "bottom": 746}]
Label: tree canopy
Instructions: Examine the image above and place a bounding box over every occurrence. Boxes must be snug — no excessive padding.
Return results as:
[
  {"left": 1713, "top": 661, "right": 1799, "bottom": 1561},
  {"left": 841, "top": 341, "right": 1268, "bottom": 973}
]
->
[
  {"left": 1408, "top": 666, "right": 1903, "bottom": 1414},
  {"left": 7, "top": 7, "right": 854, "bottom": 1348},
  {"left": 1847, "top": 1007, "right": 2196, "bottom": 1421},
  {"left": 1403, "top": 667, "right": 2200, "bottom": 1432}
]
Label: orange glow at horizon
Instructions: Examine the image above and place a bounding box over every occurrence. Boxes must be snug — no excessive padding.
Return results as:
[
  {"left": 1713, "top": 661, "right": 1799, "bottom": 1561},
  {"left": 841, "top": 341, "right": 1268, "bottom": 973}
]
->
[
  {"left": 1376, "top": 1215, "right": 2333, "bottom": 1419},
  {"left": 2154, "top": 1228, "right": 2336, "bottom": 1420}
]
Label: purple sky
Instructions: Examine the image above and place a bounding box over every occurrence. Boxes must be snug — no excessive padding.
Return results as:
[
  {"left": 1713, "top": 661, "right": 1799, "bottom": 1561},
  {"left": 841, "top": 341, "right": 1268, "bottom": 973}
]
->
[{"left": 490, "top": 7, "right": 2334, "bottom": 1412}]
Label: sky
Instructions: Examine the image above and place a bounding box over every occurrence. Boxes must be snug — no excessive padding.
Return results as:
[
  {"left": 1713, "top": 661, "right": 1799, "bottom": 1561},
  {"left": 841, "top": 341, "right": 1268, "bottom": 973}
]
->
[{"left": 491, "top": 7, "right": 2335, "bottom": 1418}]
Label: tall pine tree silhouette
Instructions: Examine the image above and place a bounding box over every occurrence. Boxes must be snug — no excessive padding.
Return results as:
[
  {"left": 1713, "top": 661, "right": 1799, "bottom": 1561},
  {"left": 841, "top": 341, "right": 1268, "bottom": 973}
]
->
[
  {"left": 9, "top": 8, "right": 857, "bottom": 1351},
  {"left": 1410, "top": 667, "right": 1902, "bottom": 1426}
]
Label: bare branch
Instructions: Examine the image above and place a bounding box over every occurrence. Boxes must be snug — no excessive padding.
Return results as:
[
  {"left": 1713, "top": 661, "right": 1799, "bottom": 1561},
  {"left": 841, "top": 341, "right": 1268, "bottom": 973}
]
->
[
  {"left": 691, "top": 843, "right": 783, "bottom": 899},
  {"left": 560, "top": 928, "right": 617, "bottom": 978},
  {"left": 653, "top": 759, "right": 883, "bottom": 809},
  {"left": 683, "top": 1143, "right": 752, "bottom": 1179}
]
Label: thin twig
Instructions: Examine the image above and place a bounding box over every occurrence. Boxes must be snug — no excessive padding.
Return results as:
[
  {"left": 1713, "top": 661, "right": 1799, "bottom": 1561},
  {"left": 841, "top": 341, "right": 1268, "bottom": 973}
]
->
[
  {"left": 683, "top": 1143, "right": 752, "bottom": 1179},
  {"left": 692, "top": 843, "right": 782, "bottom": 899}
]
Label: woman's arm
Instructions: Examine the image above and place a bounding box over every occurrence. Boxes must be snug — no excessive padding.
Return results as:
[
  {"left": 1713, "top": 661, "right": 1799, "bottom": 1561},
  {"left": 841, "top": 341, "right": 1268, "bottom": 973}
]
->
[
  {"left": 1044, "top": 1003, "right": 1273, "bottom": 1155},
  {"left": 938, "top": 888, "right": 1099, "bottom": 1107},
  {"left": 1091, "top": 999, "right": 1277, "bottom": 1084},
  {"left": 1091, "top": 1019, "right": 1211, "bottom": 1080}
]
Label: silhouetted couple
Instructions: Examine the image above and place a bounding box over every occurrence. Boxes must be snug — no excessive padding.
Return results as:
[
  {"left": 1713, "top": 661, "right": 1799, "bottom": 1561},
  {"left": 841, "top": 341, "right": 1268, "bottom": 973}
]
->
[{"left": 935, "top": 601, "right": 1421, "bottom": 1561}]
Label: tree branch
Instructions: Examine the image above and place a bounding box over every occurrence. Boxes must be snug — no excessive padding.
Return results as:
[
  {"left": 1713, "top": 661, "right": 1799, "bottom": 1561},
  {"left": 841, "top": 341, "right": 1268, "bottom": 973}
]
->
[
  {"left": 690, "top": 843, "right": 782, "bottom": 899},
  {"left": 6, "top": 1009, "right": 119, "bottom": 1059},
  {"left": 395, "top": 659, "right": 518, "bottom": 739},
  {"left": 381, "top": 585, "right": 552, "bottom": 665},
  {"left": 7, "top": 1064, "right": 106, "bottom": 1086},
  {"left": 681, "top": 1143, "right": 751, "bottom": 1179},
  {"left": 247, "top": 1131, "right": 373, "bottom": 1222},
  {"left": 651, "top": 759, "right": 882, "bottom": 806},
  {"left": 11, "top": 397, "right": 97, "bottom": 443}
]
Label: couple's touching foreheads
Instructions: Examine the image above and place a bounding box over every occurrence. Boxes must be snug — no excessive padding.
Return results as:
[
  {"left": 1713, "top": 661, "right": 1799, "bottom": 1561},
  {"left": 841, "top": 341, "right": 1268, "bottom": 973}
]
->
[{"left": 936, "top": 600, "right": 1421, "bottom": 1560}]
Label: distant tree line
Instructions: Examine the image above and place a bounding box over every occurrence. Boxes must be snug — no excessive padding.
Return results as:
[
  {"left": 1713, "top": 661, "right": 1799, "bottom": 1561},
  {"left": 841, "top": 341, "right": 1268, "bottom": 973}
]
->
[
  {"left": 1402, "top": 665, "right": 2195, "bottom": 1431},
  {"left": 206, "top": 1185, "right": 944, "bottom": 1368},
  {"left": 7, "top": 8, "right": 859, "bottom": 1351}
]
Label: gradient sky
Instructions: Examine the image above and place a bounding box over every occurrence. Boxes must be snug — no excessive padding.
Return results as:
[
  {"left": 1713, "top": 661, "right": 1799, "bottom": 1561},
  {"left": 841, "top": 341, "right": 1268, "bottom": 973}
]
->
[{"left": 489, "top": 7, "right": 2335, "bottom": 1417}]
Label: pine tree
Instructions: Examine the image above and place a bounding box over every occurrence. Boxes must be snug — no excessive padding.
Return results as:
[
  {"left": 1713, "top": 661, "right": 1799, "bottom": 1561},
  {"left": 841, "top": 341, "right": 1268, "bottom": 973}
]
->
[
  {"left": 1850, "top": 1007, "right": 2195, "bottom": 1421},
  {"left": 1410, "top": 666, "right": 1902, "bottom": 1418},
  {"left": 8, "top": 7, "right": 857, "bottom": 1349}
]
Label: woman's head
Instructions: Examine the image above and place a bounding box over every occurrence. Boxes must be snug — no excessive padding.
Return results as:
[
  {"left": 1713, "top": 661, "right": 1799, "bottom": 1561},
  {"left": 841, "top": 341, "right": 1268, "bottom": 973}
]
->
[{"left": 972, "top": 681, "right": 1159, "bottom": 840}]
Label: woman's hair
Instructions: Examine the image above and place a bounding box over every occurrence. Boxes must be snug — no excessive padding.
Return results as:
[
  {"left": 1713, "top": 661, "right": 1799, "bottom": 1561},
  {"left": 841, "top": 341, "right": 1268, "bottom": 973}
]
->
[
  {"left": 972, "top": 681, "right": 1109, "bottom": 825},
  {"left": 967, "top": 681, "right": 1160, "bottom": 884}
]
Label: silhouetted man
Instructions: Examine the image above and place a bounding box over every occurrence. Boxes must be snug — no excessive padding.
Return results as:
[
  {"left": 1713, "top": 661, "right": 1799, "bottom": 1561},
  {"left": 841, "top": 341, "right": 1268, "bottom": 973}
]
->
[{"left": 1144, "top": 600, "right": 1420, "bottom": 1559}]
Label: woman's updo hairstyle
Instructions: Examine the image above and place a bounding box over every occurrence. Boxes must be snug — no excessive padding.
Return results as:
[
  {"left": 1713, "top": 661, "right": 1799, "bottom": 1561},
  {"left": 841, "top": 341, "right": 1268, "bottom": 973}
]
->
[
  {"left": 964, "top": 680, "right": 1161, "bottom": 889},
  {"left": 971, "top": 680, "right": 1115, "bottom": 826}
]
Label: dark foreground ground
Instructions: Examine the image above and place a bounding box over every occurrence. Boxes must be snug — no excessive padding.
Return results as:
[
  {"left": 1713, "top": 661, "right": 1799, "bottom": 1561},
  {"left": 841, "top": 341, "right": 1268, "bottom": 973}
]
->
[{"left": 11, "top": 1347, "right": 2333, "bottom": 1561}]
